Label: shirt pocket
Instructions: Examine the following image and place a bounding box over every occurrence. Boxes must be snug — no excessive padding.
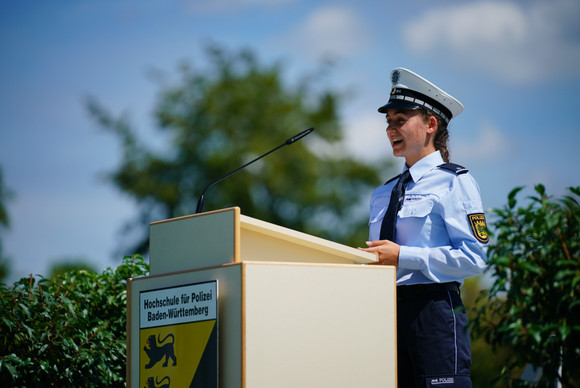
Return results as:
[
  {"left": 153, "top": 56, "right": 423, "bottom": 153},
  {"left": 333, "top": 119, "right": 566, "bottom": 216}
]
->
[
  {"left": 398, "top": 197, "right": 434, "bottom": 219},
  {"left": 396, "top": 198, "right": 436, "bottom": 244},
  {"left": 368, "top": 194, "right": 390, "bottom": 225}
]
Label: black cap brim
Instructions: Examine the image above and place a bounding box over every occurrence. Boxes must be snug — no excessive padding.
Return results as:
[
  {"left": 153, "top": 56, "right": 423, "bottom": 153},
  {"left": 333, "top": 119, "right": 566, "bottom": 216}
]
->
[{"left": 377, "top": 100, "right": 423, "bottom": 114}]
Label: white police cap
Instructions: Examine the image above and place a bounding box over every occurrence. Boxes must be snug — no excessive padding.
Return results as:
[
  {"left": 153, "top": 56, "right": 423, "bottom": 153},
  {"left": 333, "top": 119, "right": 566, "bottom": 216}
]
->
[{"left": 378, "top": 67, "right": 464, "bottom": 123}]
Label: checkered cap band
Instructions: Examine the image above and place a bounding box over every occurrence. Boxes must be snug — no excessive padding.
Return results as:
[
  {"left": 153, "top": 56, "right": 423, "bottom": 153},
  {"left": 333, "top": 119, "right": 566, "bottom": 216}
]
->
[{"left": 388, "top": 88, "right": 452, "bottom": 123}]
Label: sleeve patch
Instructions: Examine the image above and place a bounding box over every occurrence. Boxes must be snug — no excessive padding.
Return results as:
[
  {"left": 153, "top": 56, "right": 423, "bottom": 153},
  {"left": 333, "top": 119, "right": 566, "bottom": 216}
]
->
[{"left": 468, "top": 213, "right": 489, "bottom": 243}]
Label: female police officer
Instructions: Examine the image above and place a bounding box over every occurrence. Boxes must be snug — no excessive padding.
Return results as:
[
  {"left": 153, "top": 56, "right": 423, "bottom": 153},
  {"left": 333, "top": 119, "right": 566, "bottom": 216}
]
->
[{"left": 360, "top": 68, "right": 488, "bottom": 387}]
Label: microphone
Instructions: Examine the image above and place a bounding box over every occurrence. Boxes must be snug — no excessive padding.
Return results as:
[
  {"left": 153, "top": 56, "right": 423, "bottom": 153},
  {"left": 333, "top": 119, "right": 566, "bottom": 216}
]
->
[{"left": 195, "top": 127, "right": 314, "bottom": 214}]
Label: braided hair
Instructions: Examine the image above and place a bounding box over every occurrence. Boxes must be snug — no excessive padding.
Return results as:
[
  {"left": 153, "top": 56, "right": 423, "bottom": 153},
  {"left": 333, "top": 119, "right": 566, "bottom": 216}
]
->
[{"left": 418, "top": 108, "right": 450, "bottom": 163}]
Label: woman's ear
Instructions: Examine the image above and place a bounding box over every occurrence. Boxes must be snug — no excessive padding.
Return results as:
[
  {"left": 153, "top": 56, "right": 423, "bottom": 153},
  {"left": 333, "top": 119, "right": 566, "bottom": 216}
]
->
[{"left": 426, "top": 115, "right": 438, "bottom": 134}]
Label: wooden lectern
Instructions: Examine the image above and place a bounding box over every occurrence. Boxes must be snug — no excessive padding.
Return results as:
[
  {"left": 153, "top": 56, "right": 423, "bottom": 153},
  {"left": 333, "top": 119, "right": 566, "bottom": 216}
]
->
[{"left": 127, "top": 207, "right": 397, "bottom": 387}]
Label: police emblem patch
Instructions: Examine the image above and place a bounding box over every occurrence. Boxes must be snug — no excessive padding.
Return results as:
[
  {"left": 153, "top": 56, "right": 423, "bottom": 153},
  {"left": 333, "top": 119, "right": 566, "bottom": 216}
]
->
[
  {"left": 391, "top": 68, "right": 400, "bottom": 84},
  {"left": 468, "top": 213, "right": 489, "bottom": 243}
]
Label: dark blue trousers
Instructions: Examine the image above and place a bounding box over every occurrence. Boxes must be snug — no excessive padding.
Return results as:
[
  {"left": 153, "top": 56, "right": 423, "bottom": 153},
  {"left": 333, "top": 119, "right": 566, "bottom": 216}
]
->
[{"left": 397, "top": 285, "right": 472, "bottom": 387}]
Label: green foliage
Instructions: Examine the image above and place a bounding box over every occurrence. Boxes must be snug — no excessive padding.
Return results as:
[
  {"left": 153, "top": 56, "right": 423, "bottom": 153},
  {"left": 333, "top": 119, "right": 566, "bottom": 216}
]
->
[
  {"left": 0, "top": 168, "right": 10, "bottom": 228},
  {"left": 471, "top": 185, "right": 580, "bottom": 387},
  {"left": 0, "top": 254, "right": 149, "bottom": 387},
  {"left": 86, "top": 45, "right": 389, "bottom": 254},
  {"left": 0, "top": 166, "right": 13, "bottom": 282},
  {"left": 48, "top": 260, "right": 97, "bottom": 279}
]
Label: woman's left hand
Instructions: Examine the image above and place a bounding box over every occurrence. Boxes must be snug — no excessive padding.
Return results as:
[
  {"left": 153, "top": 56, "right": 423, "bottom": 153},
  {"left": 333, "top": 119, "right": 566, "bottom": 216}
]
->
[{"left": 358, "top": 240, "right": 400, "bottom": 266}]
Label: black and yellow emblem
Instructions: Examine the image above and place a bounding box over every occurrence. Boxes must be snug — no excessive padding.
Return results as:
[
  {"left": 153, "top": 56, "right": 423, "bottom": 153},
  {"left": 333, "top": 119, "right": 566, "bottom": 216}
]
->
[{"left": 468, "top": 213, "right": 489, "bottom": 243}]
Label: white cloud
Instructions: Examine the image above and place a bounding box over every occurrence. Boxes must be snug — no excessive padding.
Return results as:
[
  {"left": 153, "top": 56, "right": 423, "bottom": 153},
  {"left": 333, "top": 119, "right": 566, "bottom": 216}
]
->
[
  {"left": 341, "top": 111, "right": 511, "bottom": 166},
  {"left": 403, "top": 0, "right": 580, "bottom": 83},
  {"left": 452, "top": 121, "right": 510, "bottom": 162},
  {"left": 280, "top": 5, "right": 371, "bottom": 59},
  {"left": 343, "top": 111, "right": 389, "bottom": 161},
  {"left": 341, "top": 114, "right": 512, "bottom": 166}
]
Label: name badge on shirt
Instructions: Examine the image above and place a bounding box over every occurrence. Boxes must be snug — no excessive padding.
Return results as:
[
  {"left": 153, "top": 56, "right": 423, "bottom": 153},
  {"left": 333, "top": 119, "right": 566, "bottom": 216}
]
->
[{"left": 404, "top": 194, "right": 427, "bottom": 202}]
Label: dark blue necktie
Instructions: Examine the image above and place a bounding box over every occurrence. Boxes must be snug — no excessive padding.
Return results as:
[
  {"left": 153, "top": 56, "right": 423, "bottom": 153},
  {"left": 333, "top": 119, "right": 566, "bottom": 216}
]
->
[{"left": 379, "top": 170, "right": 412, "bottom": 241}]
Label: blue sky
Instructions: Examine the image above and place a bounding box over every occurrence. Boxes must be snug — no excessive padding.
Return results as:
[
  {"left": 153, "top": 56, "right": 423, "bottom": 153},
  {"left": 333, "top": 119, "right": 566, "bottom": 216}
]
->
[{"left": 1, "top": 0, "right": 579, "bottom": 282}]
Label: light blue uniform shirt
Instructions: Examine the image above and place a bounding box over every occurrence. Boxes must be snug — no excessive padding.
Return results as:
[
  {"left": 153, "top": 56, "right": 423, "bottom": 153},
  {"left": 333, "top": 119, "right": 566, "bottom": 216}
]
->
[{"left": 369, "top": 151, "right": 488, "bottom": 285}]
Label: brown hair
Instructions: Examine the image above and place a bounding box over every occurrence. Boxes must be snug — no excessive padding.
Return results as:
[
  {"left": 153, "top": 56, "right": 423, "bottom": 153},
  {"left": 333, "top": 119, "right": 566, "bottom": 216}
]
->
[{"left": 418, "top": 108, "right": 450, "bottom": 163}]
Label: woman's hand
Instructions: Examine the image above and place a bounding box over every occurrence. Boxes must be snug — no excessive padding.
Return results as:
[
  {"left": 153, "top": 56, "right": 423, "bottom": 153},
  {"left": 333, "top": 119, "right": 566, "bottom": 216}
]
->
[{"left": 358, "top": 240, "right": 400, "bottom": 266}]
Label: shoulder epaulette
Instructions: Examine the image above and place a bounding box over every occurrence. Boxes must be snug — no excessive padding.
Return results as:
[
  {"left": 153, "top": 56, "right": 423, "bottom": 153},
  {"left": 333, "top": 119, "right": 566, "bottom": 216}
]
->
[
  {"left": 438, "top": 162, "right": 468, "bottom": 174},
  {"left": 384, "top": 174, "right": 401, "bottom": 185}
]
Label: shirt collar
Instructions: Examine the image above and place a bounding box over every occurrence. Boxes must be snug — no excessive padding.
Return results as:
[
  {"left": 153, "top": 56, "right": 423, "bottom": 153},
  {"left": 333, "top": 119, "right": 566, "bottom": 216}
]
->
[{"left": 403, "top": 151, "right": 443, "bottom": 183}]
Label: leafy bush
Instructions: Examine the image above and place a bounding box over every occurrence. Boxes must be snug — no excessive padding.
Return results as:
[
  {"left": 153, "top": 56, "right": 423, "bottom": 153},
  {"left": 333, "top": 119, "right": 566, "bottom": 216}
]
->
[
  {"left": 0, "top": 254, "right": 148, "bottom": 387},
  {"left": 471, "top": 185, "right": 580, "bottom": 387}
]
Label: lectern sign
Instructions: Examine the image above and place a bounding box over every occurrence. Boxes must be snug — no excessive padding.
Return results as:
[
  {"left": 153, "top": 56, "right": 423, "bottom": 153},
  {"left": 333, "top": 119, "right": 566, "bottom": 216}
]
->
[{"left": 139, "top": 281, "right": 218, "bottom": 388}]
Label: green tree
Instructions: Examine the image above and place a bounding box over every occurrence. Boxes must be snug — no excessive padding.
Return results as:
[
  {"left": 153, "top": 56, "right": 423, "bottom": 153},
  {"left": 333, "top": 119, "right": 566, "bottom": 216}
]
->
[
  {"left": 48, "top": 259, "right": 97, "bottom": 278},
  {"left": 86, "top": 45, "right": 389, "bottom": 255},
  {"left": 0, "top": 167, "right": 12, "bottom": 282},
  {"left": 471, "top": 185, "right": 580, "bottom": 387},
  {"left": 0, "top": 254, "right": 148, "bottom": 387}
]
